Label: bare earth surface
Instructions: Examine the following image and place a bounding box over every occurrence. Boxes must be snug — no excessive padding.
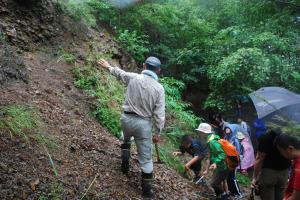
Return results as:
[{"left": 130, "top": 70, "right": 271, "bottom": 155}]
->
[
  {"left": 0, "top": 44, "right": 209, "bottom": 199},
  {"left": 0, "top": 1, "right": 209, "bottom": 199}
]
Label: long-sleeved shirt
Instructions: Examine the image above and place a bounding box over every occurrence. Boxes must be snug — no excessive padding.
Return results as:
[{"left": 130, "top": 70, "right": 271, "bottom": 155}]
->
[
  {"left": 180, "top": 139, "right": 208, "bottom": 158},
  {"left": 108, "top": 66, "right": 165, "bottom": 134},
  {"left": 207, "top": 134, "right": 227, "bottom": 172}
]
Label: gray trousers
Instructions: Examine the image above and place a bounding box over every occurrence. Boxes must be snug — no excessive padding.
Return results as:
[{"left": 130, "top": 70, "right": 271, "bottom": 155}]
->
[
  {"left": 259, "top": 168, "right": 288, "bottom": 200},
  {"left": 121, "top": 113, "right": 153, "bottom": 174}
]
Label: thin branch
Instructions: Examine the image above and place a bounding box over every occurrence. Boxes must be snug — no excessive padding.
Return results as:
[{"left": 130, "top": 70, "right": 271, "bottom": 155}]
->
[{"left": 80, "top": 173, "right": 98, "bottom": 200}]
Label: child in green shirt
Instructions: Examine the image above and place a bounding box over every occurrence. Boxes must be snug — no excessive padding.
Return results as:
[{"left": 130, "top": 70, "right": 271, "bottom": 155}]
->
[{"left": 196, "top": 123, "right": 229, "bottom": 200}]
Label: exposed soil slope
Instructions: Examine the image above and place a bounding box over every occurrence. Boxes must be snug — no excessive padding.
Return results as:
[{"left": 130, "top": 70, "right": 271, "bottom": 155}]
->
[{"left": 0, "top": 0, "right": 209, "bottom": 199}]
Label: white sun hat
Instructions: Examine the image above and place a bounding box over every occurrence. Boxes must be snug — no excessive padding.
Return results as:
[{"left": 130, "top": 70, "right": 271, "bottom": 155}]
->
[
  {"left": 195, "top": 123, "right": 213, "bottom": 134},
  {"left": 237, "top": 132, "right": 246, "bottom": 140}
]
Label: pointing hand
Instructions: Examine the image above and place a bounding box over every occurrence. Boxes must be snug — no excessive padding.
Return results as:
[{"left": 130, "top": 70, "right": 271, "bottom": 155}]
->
[{"left": 97, "top": 59, "right": 111, "bottom": 69}]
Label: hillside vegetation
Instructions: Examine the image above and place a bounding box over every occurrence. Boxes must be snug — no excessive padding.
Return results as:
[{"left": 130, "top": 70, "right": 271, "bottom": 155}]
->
[
  {"left": 59, "top": 0, "right": 300, "bottom": 111},
  {"left": 0, "top": 0, "right": 299, "bottom": 199}
]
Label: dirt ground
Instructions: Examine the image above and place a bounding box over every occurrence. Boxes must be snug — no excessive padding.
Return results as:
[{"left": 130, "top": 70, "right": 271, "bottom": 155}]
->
[
  {"left": 0, "top": 41, "right": 212, "bottom": 199},
  {"left": 0, "top": 0, "right": 252, "bottom": 199}
]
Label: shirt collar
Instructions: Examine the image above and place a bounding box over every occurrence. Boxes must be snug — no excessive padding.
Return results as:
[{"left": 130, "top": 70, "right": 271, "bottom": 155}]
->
[{"left": 142, "top": 70, "right": 158, "bottom": 81}]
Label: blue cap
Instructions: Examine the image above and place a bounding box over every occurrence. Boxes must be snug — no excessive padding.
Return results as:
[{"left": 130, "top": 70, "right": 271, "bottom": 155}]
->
[{"left": 145, "top": 56, "right": 161, "bottom": 68}]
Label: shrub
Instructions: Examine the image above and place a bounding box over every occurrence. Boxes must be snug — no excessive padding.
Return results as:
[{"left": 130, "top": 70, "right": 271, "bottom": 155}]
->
[
  {"left": 161, "top": 77, "right": 199, "bottom": 134},
  {"left": 72, "top": 66, "right": 98, "bottom": 90},
  {"left": 159, "top": 77, "right": 201, "bottom": 172},
  {"left": 206, "top": 48, "right": 272, "bottom": 111},
  {"left": 117, "top": 30, "right": 149, "bottom": 63},
  {"left": 59, "top": 48, "right": 76, "bottom": 64},
  {"left": 56, "top": 0, "right": 300, "bottom": 111},
  {"left": 0, "top": 106, "right": 40, "bottom": 140},
  {"left": 72, "top": 65, "right": 124, "bottom": 138},
  {"left": 56, "top": 0, "right": 97, "bottom": 27}
]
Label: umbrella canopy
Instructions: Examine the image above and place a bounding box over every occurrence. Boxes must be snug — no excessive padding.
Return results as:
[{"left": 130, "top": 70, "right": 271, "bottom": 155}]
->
[{"left": 249, "top": 87, "right": 300, "bottom": 123}]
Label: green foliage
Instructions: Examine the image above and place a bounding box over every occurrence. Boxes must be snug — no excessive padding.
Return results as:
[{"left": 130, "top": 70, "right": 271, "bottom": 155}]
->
[
  {"left": 38, "top": 195, "right": 47, "bottom": 200},
  {"left": 59, "top": 48, "right": 76, "bottom": 64},
  {"left": 72, "top": 65, "right": 124, "bottom": 138},
  {"left": 206, "top": 26, "right": 300, "bottom": 110},
  {"left": 86, "top": 0, "right": 117, "bottom": 24},
  {"left": 57, "top": 0, "right": 97, "bottom": 27},
  {"left": 60, "top": 0, "right": 300, "bottom": 111},
  {"left": 66, "top": 0, "right": 300, "bottom": 171},
  {"left": 161, "top": 77, "right": 199, "bottom": 133},
  {"left": 237, "top": 172, "right": 251, "bottom": 186},
  {"left": 162, "top": 77, "right": 185, "bottom": 101},
  {"left": 72, "top": 62, "right": 200, "bottom": 171},
  {"left": 202, "top": 0, "right": 300, "bottom": 110},
  {"left": 289, "top": 71, "right": 300, "bottom": 91},
  {"left": 72, "top": 66, "right": 98, "bottom": 90},
  {"left": 56, "top": 0, "right": 118, "bottom": 27},
  {"left": 117, "top": 30, "right": 149, "bottom": 62},
  {"left": 38, "top": 182, "right": 64, "bottom": 200},
  {"left": 111, "top": 1, "right": 214, "bottom": 80},
  {"left": 0, "top": 106, "right": 58, "bottom": 148},
  {"left": 0, "top": 106, "right": 40, "bottom": 141},
  {"left": 206, "top": 48, "right": 272, "bottom": 110},
  {"left": 159, "top": 77, "right": 201, "bottom": 171},
  {"left": 158, "top": 139, "right": 185, "bottom": 173}
]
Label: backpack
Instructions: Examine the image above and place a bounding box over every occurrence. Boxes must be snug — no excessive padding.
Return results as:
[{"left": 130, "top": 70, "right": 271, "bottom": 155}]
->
[{"left": 218, "top": 139, "right": 240, "bottom": 170}]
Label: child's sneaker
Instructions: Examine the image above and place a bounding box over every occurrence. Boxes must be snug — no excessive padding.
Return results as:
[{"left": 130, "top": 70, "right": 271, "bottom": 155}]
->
[
  {"left": 220, "top": 193, "right": 229, "bottom": 200},
  {"left": 233, "top": 194, "right": 243, "bottom": 199},
  {"left": 221, "top": 192, "right": 230, "bottom": 200},
  {"left": 211, "top": 194, "right": 228, "bottom": 200}
]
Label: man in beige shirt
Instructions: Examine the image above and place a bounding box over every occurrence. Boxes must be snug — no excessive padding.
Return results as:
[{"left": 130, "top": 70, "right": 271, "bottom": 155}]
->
[{"left": 97, "top": 57, "right": 165, "bottom": 198}]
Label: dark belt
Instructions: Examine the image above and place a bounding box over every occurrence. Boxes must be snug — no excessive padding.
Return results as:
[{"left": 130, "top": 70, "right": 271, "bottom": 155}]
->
[{"left": 124, "top": 111, "right": 138, "bottom": 115}]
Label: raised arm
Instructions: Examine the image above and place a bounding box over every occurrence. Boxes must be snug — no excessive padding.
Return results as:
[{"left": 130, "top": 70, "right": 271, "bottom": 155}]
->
[{"left": 97, "top": 59, "right": 138, "bottom": 85}]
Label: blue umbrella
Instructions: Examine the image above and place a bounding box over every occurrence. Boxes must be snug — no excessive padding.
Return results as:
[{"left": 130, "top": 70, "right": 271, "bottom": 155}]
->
[{"left": 249, "top": 87, "right": 300, "bottom": 124}]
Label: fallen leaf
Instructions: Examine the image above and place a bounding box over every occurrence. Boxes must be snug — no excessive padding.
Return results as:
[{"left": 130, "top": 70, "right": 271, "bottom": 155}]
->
[{"left": 30, "top": 179, "right": 40, "bottom": 191}]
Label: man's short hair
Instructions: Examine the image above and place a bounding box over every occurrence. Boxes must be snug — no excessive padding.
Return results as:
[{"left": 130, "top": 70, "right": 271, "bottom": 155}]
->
[
  {"left": 181, "top": 135, "right": 192, "bottom": 146},
  {"left": 145, "top": 63, "right": 158, "bottom": 72}
]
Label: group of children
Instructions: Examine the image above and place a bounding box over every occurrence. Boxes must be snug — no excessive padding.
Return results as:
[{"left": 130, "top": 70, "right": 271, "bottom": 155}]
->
[{"left": 174, "top": 114, "right": 256, "bottom": 200}]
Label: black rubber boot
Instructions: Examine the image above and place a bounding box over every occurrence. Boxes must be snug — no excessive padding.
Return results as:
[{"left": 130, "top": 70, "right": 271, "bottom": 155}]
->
[
  {"left": 142, "top": 172, "right": 154, "bottom": 198},
  {"left": 121, "top": 143, "right": 131, "bottom": 173},
  {"left": 211, "top": 187, "right": 223, "bottom": 200}
]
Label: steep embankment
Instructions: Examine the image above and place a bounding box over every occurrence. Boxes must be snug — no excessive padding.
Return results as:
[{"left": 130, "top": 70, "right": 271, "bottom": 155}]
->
[{"left": 0, "top": 1, "right": 207, "bottom": 199}]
